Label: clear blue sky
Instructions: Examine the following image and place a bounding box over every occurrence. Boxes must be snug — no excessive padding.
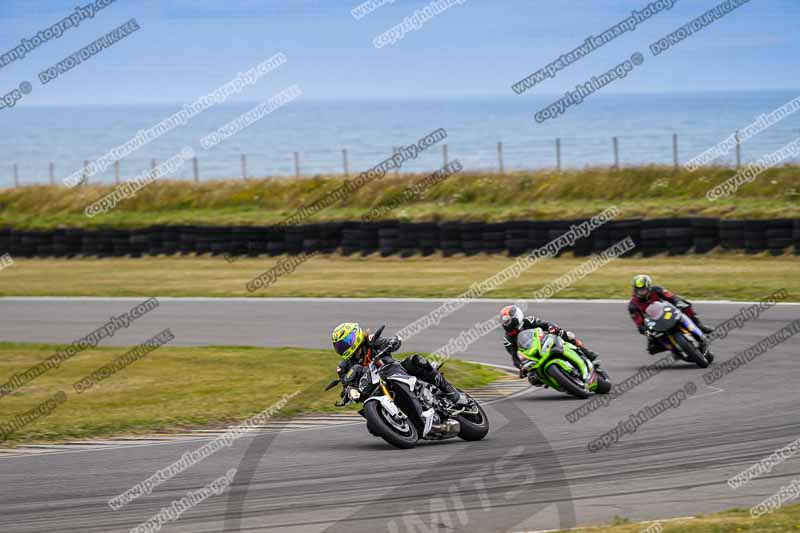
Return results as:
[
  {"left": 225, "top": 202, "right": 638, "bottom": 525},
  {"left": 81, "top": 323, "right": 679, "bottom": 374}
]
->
[{"left": 0, "top": 0, "right": 797, "bottom": 105}]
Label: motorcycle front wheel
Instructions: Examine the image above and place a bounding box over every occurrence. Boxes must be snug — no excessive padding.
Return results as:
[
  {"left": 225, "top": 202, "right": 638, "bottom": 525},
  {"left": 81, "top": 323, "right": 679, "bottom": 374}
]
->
[
  {"left": 594, "top": 375, "right": 612, "bottom": 394},
  {"left": 546, "top": 364, "right": 590, "bottom": 399},
  {"left": 673, "top": 333, "right": 709, "bottom": 368},
  {"left": 363, "top": 400, "right": 418, "bottom": 449}
]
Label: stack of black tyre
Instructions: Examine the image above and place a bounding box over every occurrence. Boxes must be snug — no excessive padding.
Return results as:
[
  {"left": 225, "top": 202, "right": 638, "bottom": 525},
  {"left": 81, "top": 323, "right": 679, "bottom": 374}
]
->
[
  {"left": 795, "top": 220, "right": 800, "bottom": 256},
  {"left": 439, "top": 222, "right": 462, "bottom": 256},
  {"left": 765, "top": 219, "right": 794, "bottom": 256},
  {"left": 1, "top": 218, "right": 798, "bottom": 258},
  {"left": 690, "top": 218, "right": 719, "bottom": 254},
  {"left": 719, "top": 220, "right": 745, "bottom": 251},
  {"left": 504, "top": 221, "right": 531, "bottom": 256},
  {"left": 378, "top": 221, "right": 399, "bottom": 257}
]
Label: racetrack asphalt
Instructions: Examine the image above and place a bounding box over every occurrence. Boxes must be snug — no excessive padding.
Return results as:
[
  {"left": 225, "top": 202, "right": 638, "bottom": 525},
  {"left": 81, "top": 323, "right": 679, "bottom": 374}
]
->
[{"left": 0, "top": 297, "right": 799, "bottom": 532}]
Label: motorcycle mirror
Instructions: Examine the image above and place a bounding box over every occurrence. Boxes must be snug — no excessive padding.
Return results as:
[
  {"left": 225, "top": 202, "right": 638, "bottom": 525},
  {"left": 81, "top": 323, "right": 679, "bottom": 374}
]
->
[
  {"left": 324, "top": 378, "right": 341, "bottom": 391},
  {"left": 372, "top": 324, "right": 386, "bottom": 342}
]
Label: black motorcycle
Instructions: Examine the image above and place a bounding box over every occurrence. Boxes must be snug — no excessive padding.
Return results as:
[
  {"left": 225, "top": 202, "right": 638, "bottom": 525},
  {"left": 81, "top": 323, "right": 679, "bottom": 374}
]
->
[
  {"left": 325, "top": 326, "right": 489, "bottom": 449},
  {"left": 644, "top": 301, "right": 712, "bottom": 368}
]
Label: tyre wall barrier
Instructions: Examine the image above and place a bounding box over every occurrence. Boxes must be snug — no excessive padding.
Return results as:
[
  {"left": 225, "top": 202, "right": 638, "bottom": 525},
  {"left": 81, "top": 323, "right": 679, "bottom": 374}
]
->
[{"left": 1, "top": 219, "right": 797, "bottom": 258}]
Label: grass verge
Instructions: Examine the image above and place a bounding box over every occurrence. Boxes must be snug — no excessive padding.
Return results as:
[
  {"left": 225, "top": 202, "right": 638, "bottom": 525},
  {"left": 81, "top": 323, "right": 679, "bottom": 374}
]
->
[
  {"left": 1, "top": 166, "right": 798, "bottom": 229},
  {"left": 0, "top": 342, "right": 501, "bottom": 446},
  {"left": 0, "top": 253, "right": 797, "bottom": 300},
  {"left": 561, "top": 504, "right": 800, "bottom": 532}
]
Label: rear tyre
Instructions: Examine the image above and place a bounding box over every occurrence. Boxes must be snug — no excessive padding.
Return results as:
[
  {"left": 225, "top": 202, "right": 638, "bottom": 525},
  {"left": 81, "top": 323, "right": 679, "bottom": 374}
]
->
[
  {"left": 456, "top": 398, "right": 489, "bottom": 441},
  {"left": 363, "top": 400, "right": 418, "bottom": 449},
  {"left": 594, "top": 375, "right": 612, "bottom": 394},
  {"left": 673, "top": 333, "right": 709, "bottom": 368},
  {"left": 546, "top": 364, "right": 590, "bottom": 399}
]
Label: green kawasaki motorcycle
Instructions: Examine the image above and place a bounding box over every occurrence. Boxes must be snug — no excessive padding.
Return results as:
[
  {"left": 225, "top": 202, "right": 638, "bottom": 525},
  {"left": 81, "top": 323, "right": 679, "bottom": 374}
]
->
[{"left": 517, "top": 328, "right": 612, "bottom": 399}]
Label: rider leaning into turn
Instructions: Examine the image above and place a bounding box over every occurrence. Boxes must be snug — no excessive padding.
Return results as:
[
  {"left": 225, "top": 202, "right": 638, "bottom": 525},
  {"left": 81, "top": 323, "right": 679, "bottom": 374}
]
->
[
  {"left": 331, "top": 322, "right": 468, "bottom": 406},
  {"left": 500, "top": 305, "right": 603, "bottom": 378},
  {"left": 628, "top": 274, "right": 714, "bottom": 356}
]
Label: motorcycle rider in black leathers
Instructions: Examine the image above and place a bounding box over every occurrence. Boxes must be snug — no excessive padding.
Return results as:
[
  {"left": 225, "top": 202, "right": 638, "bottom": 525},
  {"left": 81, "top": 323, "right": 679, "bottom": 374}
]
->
[
  {"left": 332, "top": 322, "right": 468, "bottom": 407},
  {"left": 500, "top": 305, "right": 605, "bottom": 381}
]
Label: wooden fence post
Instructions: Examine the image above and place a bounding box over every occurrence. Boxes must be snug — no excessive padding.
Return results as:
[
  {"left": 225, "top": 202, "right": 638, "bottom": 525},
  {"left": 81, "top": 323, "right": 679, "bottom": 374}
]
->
[
  {"left": 735, "top": 131, "right": 742, "bottom": 169},
  {"left": 556, "top": 138, "right": 562, "bottom": 172},
  {"left": 672, "top": 133, "right": 679, "bottom": 170},
  {"left": 497, "top": 141, "right": 504, "bottom": 174}
]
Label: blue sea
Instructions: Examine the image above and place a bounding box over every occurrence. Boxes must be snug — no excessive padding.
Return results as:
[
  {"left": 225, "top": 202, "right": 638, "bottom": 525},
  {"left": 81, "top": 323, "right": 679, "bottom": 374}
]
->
[{"left": 2, "top": 90, "right": 799, "bottom": 186}]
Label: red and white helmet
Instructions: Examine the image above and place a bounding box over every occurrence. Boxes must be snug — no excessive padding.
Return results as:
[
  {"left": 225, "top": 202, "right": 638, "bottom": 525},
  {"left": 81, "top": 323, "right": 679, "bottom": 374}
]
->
[{"left": 500, "top": 305, "right": 524, "bottom": 332}]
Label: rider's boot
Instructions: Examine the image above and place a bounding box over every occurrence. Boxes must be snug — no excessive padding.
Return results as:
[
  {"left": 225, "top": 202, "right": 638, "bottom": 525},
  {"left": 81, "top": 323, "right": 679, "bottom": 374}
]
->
[
  {"left": 582, "top": 348, "right": 608, "bottom": 378},
  {"left": 436, "top": 376, "right": 468, "bottom": 407},
  {"left": 698, "top": 337, "right": 715, "bottom": 363},
  {"left": 581, "top": 347, "right": 600, "bottom": 361},
  {"left": 692, "top": 316, "right": 715, "bottom": 335}
]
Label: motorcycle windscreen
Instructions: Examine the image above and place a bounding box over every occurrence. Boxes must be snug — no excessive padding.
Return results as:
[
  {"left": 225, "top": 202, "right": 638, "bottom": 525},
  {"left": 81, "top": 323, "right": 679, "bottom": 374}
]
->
[
  {"left": 542, "top": 333, "right": 565, "bottom": 356},
  {"left": 516, "top": 328, "right": 542, "bottom": 360},
  {"left": 517, "top": 329, "right": 539, "bottom": 359},
  {"left": 645, "top": 301, "right": 664, "bottom": 319}
]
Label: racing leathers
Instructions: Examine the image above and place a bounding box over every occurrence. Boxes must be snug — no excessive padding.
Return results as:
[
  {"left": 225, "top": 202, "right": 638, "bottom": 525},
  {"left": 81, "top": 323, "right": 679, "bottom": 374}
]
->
[
  {"left": 337, "top": 334, "right": 467, "bottom": 407},
  {"left": 628, "top": 285, "right": 713, "bottom": 355}
]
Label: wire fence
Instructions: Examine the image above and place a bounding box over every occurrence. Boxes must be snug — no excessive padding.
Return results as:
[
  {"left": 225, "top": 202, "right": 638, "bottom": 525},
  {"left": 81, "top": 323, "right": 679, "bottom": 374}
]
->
[{"left": 5, "top": 130, "right": 790, "bottom": 187}]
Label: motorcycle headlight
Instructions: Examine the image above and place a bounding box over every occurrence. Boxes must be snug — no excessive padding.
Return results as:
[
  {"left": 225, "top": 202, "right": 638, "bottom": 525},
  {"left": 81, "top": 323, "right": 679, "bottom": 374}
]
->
[{"left": 348, "top": 388, "right": 361, "bottom": 401}]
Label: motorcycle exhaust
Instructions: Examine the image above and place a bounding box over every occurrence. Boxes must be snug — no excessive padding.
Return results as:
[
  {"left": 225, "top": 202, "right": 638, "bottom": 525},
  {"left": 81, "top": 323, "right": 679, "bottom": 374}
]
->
[{"left": 428, "top": 419, "right": 460, "bottom": 440}]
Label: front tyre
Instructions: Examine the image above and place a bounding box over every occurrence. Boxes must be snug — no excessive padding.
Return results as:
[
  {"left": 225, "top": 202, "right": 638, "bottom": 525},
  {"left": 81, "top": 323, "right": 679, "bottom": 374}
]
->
[
  {"left": 594, "top": 375, "right": 612, "bottom": 394},
  {"left": 673, "top": 333, "right": 709, "bottom": 368},
  {"left": 363, "top": 400, "right": 418, "bottom": 449},
  {"left": 546, "top": 364, "right": 590, "bottom": 399},
  {"left": 456, "top": 398, "right": 489, "bottom": 441}
]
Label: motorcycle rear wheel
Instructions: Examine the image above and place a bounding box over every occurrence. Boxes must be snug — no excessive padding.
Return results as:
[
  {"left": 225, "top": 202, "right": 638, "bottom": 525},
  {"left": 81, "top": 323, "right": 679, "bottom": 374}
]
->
[
  {"left": 455, "top": 398, "right": 489, "bottom": 441},
  {"left": 363, "top": 400, "right": 418, "bottom": 449},
  {"left": 546, "top": 365, "right": 590, "bottom": 399}
]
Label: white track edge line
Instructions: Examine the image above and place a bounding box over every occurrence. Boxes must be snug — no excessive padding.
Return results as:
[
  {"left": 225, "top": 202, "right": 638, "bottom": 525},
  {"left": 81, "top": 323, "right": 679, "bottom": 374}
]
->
[{"left": 1, "top": 297, "right": 798, "bottom": 305}]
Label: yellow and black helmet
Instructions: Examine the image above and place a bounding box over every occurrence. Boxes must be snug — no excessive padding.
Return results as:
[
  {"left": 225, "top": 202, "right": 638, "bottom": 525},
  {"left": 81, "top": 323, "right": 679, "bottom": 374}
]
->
[
  {"left": 331, "top": 322, "right": 366, "bottom": 360},
  {"left": 632, "top": 274, "right": 653, "bottom": 300}
]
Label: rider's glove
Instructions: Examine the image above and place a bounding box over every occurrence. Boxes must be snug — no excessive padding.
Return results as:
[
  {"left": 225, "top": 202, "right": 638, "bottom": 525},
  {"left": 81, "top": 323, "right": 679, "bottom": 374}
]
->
[
  {"left": 388, "top": 336, "right": 402, "bottom": 351},
  {"left": 373, "top": 336, "right": 401, "bottom": 354},
  {"left": 548, "top": 325, "right": 561, "bottom": 335},
  {"left": 519, "top": 360, "right": 535, "bottom": 378},
  {"left": 340, "top": 364, "right": 364, "bottom": 387},
  {"left": 637, "top": 324, "right": 647, "bottom": 335}
]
